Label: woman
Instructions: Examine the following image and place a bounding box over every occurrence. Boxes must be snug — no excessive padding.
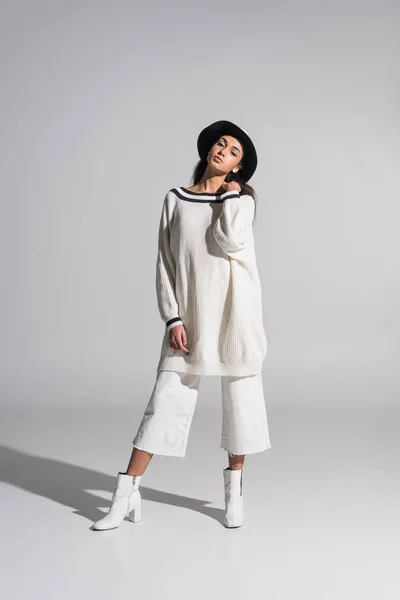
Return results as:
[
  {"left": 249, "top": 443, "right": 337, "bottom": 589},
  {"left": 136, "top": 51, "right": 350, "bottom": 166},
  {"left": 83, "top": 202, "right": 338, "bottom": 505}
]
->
[{"left": 92, "top": 120, "right": 273, "bottom": 531}]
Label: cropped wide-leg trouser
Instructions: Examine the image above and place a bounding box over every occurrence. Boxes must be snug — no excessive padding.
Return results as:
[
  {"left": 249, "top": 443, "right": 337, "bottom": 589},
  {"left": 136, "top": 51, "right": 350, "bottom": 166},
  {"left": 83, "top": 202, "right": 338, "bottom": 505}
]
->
[{"left": 132, "top": 369, "right": 274, "bottom": 458}]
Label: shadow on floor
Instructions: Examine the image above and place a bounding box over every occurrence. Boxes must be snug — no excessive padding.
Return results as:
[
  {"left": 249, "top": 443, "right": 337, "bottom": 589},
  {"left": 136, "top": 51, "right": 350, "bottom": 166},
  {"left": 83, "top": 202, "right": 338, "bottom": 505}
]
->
[{"left": 0, "top": 444, "right": 226, "bottom": 528}]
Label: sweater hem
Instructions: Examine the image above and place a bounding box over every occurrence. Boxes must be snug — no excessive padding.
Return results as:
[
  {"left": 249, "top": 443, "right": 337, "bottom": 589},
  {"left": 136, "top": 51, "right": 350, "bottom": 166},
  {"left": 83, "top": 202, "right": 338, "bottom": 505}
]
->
[{"left": 157, "top": 356, "right": 265, "bottom": 376}]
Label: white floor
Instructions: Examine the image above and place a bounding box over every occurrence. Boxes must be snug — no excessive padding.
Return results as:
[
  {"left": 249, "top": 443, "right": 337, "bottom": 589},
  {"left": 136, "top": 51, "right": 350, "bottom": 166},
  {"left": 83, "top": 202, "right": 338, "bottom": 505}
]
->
[{"left": 0, "top": 401, "right": 399, "bottom": 600}]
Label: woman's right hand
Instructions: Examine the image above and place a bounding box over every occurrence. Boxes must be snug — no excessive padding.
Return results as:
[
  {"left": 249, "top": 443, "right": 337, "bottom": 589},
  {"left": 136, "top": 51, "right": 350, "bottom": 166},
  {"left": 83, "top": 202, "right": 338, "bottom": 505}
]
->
[{"left": 169, "top": 323, "right": 190, "bottom": 353}]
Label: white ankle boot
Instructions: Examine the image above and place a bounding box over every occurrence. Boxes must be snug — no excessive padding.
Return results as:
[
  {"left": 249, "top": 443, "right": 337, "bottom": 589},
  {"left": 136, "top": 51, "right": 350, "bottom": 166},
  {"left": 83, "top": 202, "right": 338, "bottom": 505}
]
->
[
  {"left": 223, "top": 467, "right": 244, "bottom": 528},
  {"left": 92, "top": 471, "right": 142, "bottom": 530}
]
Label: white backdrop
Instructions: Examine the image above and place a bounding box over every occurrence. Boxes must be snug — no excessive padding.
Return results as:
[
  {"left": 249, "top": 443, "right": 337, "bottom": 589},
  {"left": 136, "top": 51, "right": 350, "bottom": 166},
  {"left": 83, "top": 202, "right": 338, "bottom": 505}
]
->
[{"left": 1, "top": 0, "right": 398, "bottom": 407}]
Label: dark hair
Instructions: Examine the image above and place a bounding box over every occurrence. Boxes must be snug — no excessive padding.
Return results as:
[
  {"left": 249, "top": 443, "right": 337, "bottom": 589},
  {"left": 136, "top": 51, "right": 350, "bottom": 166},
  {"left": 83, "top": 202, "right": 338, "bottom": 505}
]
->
[{"left": 190, "top": 156, "right": 258, "bottom": 222}]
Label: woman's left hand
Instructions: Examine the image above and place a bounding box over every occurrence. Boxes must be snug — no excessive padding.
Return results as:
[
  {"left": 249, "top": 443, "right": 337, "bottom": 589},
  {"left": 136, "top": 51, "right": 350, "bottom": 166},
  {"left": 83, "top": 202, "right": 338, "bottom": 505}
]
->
[{"left": 222, "top": 181, "right": 241, "bottom": 193}]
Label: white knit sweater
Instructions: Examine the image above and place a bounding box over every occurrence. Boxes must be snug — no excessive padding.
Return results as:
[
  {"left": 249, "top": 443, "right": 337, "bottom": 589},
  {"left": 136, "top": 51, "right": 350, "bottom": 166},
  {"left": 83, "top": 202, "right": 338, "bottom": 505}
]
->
[{"left": 155, "top": 186, "right": 267, "bottom": 376}]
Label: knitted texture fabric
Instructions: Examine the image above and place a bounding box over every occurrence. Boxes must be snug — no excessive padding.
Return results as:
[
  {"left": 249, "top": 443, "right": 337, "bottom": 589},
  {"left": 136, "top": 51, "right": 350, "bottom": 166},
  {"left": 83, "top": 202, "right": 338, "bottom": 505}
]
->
[{"left": 155, "top": 186, "right": 267, "bottom": 376}]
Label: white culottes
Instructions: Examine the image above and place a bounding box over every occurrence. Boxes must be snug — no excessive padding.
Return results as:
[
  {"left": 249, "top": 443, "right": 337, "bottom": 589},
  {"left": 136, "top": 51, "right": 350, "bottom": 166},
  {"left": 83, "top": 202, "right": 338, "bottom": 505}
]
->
[{"left": 132, "top": 369, "right": 274, "bottom": 458}]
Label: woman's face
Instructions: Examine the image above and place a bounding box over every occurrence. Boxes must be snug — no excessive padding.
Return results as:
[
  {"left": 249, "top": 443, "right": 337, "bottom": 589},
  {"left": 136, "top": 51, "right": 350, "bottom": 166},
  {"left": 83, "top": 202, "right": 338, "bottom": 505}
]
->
[{"left": 208, "top": 135, "right": 244, "bottom": 175}]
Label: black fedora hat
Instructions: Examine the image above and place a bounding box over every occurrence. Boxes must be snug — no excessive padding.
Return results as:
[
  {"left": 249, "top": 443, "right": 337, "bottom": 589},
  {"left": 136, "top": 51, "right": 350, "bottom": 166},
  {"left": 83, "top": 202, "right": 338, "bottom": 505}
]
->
[{"left": 197, "top": 120, "right": 258, "bottom": 182}]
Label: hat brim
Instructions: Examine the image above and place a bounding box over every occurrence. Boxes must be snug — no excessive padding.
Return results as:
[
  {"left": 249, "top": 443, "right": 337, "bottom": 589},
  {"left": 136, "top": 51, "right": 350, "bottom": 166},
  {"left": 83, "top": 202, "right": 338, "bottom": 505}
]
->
[{"left": 197, "top": 120, "right": 258, "bottom": 182}]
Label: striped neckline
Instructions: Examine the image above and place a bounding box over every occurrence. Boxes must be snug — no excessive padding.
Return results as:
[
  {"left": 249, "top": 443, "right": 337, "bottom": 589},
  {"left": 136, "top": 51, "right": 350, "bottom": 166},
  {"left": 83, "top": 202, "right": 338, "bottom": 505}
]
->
[{"left": 173, "top": 186, "right": 241, "bottom": 203}]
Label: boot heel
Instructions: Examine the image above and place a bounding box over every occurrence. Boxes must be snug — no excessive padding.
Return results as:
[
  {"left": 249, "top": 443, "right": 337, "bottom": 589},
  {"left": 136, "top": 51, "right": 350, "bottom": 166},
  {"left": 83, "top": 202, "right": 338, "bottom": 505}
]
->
[
  {"left": 128, "top": 502, "right": 142, "bottom": 522},
  {"left": 128, "top": 491, "right": 142, "bottom": 522}
]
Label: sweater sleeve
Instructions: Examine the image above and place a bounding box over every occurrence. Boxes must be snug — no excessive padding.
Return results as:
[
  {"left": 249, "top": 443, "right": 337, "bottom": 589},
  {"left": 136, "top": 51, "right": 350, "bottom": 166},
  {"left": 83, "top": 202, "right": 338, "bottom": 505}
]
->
[
  {"left": 156, "top": 193, "right": 184, "bottom": 332},
  {"left": 212, "top": 191, "right": 255, "bottom": 258}
]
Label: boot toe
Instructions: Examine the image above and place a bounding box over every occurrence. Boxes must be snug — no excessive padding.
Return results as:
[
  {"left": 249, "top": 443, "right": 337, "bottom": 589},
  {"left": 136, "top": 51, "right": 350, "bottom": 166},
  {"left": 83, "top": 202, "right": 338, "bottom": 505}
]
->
[{"left": 92, "top": 517, "right": 120, "bottom": 530}]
